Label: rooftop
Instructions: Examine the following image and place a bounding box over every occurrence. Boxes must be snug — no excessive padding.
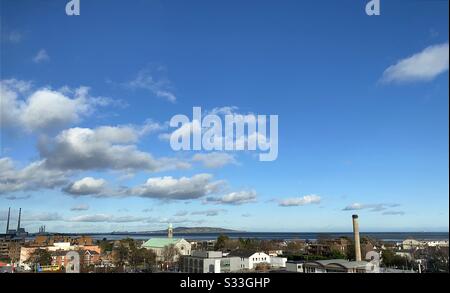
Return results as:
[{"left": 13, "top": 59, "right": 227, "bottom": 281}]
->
[{"left": 142, "top": 237, "right": 183, "bottom": 248}]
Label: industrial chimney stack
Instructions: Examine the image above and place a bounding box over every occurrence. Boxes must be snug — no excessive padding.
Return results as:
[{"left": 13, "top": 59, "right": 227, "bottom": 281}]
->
[
  {"left": 6, "top": 207, "right": 11, "bottom": 234},
  {"left": 17, "top": 208, "right": 22, "bottom": 232},
  {"left": 352, "top": 214, "right": 362, "bottom": 262}
]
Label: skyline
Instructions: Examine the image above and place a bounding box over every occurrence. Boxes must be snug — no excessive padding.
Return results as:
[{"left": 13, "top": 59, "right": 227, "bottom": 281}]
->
[{"left": 1, "top": 0, "right": 449, "bottom": 233}]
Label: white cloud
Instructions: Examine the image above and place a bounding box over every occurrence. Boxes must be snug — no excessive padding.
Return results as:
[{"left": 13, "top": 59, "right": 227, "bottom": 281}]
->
[
  {"left": 68, "top": 214, "right": 147, "bottom": 223},
  {"left": 0, "top": 157, "right": 69, "bottom": 195},
  {"left": 381, "top": 42, "right": 449, "bottom": 83},
  {"left": 63, "top": 177, "right": 106, "bottom": 196},
  {"left": 39, "top": 126, "right": 190, "bottom": 172},
  {"left": 70, "top": 204, "right": 90, "bottom": 211},
  {"left": 191, "top": 209, "right": 226, "bottom": 217},
  {"left": 205, "top": 190, "right": 257, "bottom": 205},
  {"left": 129, "top": 174, "right": 225, "bottom": 200},
  {"left": 33, "top": 49, "right": 50, "bottom": 63},
  {"left": 126, "top": 69, "right": 177, "bottom": 103},
  {"left": 192, "top": 152, "right": 237, "bottom": 168},
  {"left": 1, "top": 80, "right": 115, "bottom": 132},
  {"left": 343, "top": 203, "right": 400, "bottom": 212},
  {"left": 278, "top": 195, "right": 321, "bottom": 207}
]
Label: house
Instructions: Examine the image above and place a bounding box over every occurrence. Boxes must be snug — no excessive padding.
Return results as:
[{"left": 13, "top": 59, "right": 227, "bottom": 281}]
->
[
  {"left": 83, "top": 250, "right": 101, "bottom": 266},
  {"left": 228, "top": 251, "right": 271, "bottom": 270},
  {"left": 180, "top": 251, "right": 241, "bottom": 273},
  {"left": 402, "top": 239, "right": 422, "bottom": 250}
]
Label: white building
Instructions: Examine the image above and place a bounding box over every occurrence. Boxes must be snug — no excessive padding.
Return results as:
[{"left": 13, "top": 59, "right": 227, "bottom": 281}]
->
[
  {"left": 270, "top": 256, "right": 287, "bottom": 268},
  {"left": 229, "top": 251, "right": 271, "bottom": 270},
  {"left": 180, "top": 251, "right": 241, "bottom": 273}
]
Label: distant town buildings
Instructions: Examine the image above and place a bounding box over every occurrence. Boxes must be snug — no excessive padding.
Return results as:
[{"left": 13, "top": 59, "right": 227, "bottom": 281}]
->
[{"left": 0, "top": 214, "right": 447, "bottom": 274}]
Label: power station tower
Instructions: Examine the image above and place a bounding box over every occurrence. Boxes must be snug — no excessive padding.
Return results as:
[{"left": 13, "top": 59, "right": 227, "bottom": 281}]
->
[
  {"left": 6, "top": 207, "right": 11, "bottom": 234},
  {"left": 17, "top": 208, "right": 22, "bottom": 232}
]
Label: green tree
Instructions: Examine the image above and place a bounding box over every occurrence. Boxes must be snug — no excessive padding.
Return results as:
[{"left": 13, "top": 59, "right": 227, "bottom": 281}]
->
[
  {"left": 215, "top": 234, "right": 230, "bottom": 250},
  {"left": 26, "top": 249, "right": 52, "bottom": 270},
  {"left": 329, "top": 249, "right": 347, "bottom": 259},
  {"left": 381, "top": 249, "right": 409, "bottom": 268},
  {"left": 99, "top": 239, "right": 114, "bottom": 253}
]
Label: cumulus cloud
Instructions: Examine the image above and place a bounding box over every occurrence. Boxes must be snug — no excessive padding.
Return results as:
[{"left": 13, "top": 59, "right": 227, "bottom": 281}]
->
[
  {"left": 70, "top": 204, "right": 90, "bottom": 211},
  {"left": 381, "top": 42, "right": 449, "bottom": 83},
  {"left": 39, "top": 125, "right": 190, "bottom": 172},
  {"left": 1, "top": 80, "right": 115, "bottom": 132},
  {"left": 63, "top": 177, "right": 106, "bottom": 196},
  {"left": 0, "top": 157, "right": 69, "bottom": 195},
  {"left": 129, "top": 174, "right": 225, "bottom": 200},
  {"left": 33, "top": 49, "right": 50, "bottom": 63},
  {"left": 126, "top": 69, "right": 177, "bottom": 103},
  {"left": 192, "top": 152, "right": 237, "bottom": 168},
  {"left": 278, "top": 195, "right": 321, "bottom": 207},
  {"left": 205, "top": 190, "right": 257, "bottom": 205}
]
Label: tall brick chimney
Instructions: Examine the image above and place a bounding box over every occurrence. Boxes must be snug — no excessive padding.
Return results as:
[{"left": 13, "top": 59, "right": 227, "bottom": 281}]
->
[{"left": 352, "top": 214, "right": 362, "bottom": 262}]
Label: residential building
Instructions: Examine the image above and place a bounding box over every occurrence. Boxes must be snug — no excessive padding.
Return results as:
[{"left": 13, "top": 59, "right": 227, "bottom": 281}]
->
[{"left": 228, "top": 251, "right": 271, "bottom": 270}]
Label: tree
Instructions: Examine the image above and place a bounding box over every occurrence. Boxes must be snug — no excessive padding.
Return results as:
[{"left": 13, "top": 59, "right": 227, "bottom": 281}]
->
[
  {"left": 381, "top": 249, "right": 409, "bottom": 268},
  {"left": 140, "top": 248, "right": 157, "bottom": 272},
  {"left": 285, "top": 240, "right": 305, "bottom": 254},
  {"left": 215, "top": 234, "right": 230, "bottom": 250},
  {"left": 8, "top": 242, "right": 21, "bottom": 264},
  {"left": 161, "top": 244, "right": 179, "bottom": 270},
  {"left": 426, "top": 247, "right": 449, "bottom": 273},
  {"left": 329, "top": 249, "right": 347, "bottom": 260},
  {"left": 99, "top": 239, "right": 113, "bottom": 253},
  {"left": 113, "top": 243, "right": 129, "bottom": 271},
  {"left": 26, "top": 249, "right": 52, "bottom": 270}
]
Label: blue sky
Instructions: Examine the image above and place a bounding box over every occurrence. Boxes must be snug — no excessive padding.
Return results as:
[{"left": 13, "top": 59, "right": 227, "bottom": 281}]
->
[{"left": 0, "top": 0, "right": 448, "bottom": 233}]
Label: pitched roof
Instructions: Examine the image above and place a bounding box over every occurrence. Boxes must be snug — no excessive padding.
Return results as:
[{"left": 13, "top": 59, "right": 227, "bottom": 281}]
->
[
  {"left": 141, "top": 238, "right": 183, "bottom": 248},
  {"left": 228, "top": 250, "right": 261, "bottom": 258}
]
